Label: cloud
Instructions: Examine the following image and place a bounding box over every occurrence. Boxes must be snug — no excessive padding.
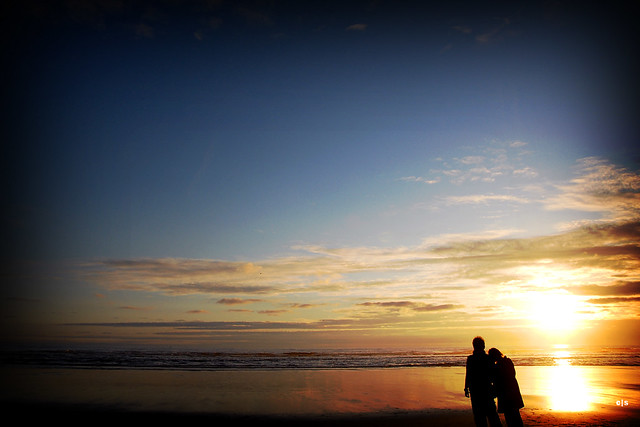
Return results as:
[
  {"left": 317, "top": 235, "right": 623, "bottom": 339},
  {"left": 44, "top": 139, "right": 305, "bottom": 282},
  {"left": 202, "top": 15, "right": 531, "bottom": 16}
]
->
[
  {"left": 443, "top": 194, "right": 530, "bottom": 205},
  {"left": 69, "top": 320, "right": 359, "bottom": 331},
  {"left": 163, "top": 283, "right": 275, "bottom": 295},
  {"left": 288, "top": 303, "right": 318, "bottom": 309},
  {"left": 428, "top": 221, "right": 639, "bottom": 260},
  {"left": 510, "top": 141, "right": 527, "bottom": 148},
  {"left": 83, "top": 258, "right": 275, "bottom": 295},
  {"left": 513, "top": 167, "right": 538, "bottom": 178},
  {"left": 258, "top": 310, "right": 289, "bottom": 316},
  {"left": 452, "top": 25, "right": 472, "bottom": 34},
  {"left": 544, "top": 157, "right": 640, "bottom": 220},
  {"left": 399, "top": 176, "right": 440, "bottom": 184},
  {"left": 450, "top": 15, "right": 516, "bottom": 46},
  {"left": 358, "top": 301, "right": 461, "bottom": 312},
  {"left": 475, "top": 17, "right": 512, "bottom": 44},
  {"left": 135, "top": 22, "right": 154, "bottom": 38},
  {"left": 346, "top": 23, "right": 367, "bottom": 31},
  {"left": 359, "top": 301, "right": 416, "bottom": 309},
  {"left": 414, "top": 303, "right": 460, "bottom": 312},
  {"left": 456, "top": 156, "right": 485, "bottom": 165},
  {"left": 569, "top": 281, "right": 640, "bottom": 296},
  {"left": 217, "top": 298, "right": 263, "bottom": 305},
  {"left": 236, "top": 5, "right": 274, "bottom": 27},
  {"left": 415, "top": 141, "right": 537, "bottom": 185},
  {"left": 586, "top": 297, "right": 640, "bottom": 304}
]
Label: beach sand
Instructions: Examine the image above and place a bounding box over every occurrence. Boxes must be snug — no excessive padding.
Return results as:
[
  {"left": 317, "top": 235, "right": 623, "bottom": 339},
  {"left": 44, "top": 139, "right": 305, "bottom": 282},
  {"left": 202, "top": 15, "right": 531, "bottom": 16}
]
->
[
  {"left": 2, "top": 366, "right": 639, "bottom": 426},
  {"left": 2, "top": 402, "right": 639, "bottom": 427}
]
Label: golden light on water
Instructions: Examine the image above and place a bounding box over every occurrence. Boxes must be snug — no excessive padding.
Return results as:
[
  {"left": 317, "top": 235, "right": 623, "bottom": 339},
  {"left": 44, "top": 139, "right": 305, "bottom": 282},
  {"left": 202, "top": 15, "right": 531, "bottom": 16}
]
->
[
  {"left": 546, "top": 351, "right": 593, "bottom": 411},
  {"left": 517, "top": 347, "right": 640, "bottom": 413}
]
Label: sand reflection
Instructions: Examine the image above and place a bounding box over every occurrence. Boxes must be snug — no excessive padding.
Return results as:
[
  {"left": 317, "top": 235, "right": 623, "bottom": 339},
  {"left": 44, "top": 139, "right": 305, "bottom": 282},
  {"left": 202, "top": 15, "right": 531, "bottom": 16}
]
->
[
  {"left": 4, "top": 362, "right": 638, "bottom": 416},
  {"left": 547, "top": 359, "right": 592, "bottom": 411},
  {"left": 517, "top": 351, "right": 640, "bottom": 413}
]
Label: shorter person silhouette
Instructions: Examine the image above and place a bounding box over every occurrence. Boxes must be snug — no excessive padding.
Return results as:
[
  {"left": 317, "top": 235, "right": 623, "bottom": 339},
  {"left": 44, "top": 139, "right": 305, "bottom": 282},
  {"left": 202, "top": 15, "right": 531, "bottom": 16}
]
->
[
  {"left": 488, "top": 348, "right": 524, "bottom": 427},
  {"left": 465, "top": 337, "right": 502, "bottom": 427}
]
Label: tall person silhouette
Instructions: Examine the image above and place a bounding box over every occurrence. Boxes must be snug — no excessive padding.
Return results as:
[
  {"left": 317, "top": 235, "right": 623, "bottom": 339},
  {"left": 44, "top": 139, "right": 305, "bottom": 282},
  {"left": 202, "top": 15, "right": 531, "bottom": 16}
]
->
[{"left": 465, "top": 336, "right": 502, "bottom": 427}]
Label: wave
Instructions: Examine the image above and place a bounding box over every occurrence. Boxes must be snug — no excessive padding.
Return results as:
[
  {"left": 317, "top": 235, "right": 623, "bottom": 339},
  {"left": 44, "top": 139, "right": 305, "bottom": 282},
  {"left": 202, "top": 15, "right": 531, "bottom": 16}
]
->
[{"left": 3, "top": 347, "right": 639, "bottom": 370}]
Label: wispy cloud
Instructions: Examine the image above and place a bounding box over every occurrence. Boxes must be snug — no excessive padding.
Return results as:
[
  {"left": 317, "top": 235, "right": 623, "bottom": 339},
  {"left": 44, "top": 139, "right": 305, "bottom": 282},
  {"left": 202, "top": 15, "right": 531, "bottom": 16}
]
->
[
  {"left": 217, "top": 298, "right": 263, "bottom": 305},
  {"left": 135, "top": 22, "right": 154, "bottom": 39},
  {"left": 449, "top": 13, "right": 517, "bottom": 48},
  {"left": 586, "top": 297, "right": 640, "bottom": 304},
  {"left": 358, "top": 301, "right": 461, "bottom": 312},
  {"left": 119, "top": 305, "right": 151, "bottom": 311},
  {"left": 544, "top": 157, "right": 640, "bottom": 221},
  {"left": 452, "top": 25, "right": 472, "bottom": 34},
  {"left": 456, "top": 155, "right": 485, "bottom": 165},
  {"left": 569, "top": 281, "right": 640, "bottom": 296},
  {"left": 258, "top": 309, "right": 289, "bottom": 316},
  {"left": 443, "top": 194, "right": 530, "bottom": 206},
  {"left": 402, "top": 140, "right": 537, "bottom": 186},
  {"left": 399, "top": 176, "right": 440, "bottom": 184},
  {"left": 346, "top": 23, "right": 367, "bottom": 31}
]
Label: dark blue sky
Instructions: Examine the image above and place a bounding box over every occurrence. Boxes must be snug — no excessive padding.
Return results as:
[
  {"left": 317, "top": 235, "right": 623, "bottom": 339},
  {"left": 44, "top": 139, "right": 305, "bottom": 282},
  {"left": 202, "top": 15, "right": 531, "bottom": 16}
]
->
[{"left": 5, "top": 1, "right": 637, "bottom": 260}]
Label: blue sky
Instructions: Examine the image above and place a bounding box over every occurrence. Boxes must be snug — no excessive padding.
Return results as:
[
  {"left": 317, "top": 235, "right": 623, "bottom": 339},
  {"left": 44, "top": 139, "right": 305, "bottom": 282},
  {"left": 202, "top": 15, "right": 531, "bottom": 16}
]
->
[{"left": 2, "top": 1, "right": 639, "bottom": 350}]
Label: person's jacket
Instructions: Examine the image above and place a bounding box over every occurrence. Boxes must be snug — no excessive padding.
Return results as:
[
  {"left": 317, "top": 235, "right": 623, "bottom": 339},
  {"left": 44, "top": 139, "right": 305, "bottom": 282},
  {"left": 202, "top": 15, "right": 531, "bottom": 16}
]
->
[
  {"left": 494, "top": 356, "right": 524, "bottom": 412},
  {"left": 465, "top": 351, "right": 495, "bottom": 396}
]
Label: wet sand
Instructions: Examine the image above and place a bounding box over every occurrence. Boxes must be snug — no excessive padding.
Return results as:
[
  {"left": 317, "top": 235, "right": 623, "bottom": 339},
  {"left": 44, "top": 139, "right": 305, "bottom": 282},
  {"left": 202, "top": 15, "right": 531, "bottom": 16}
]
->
[{"left": 2, "top": 366, "right": 639, "bottom": 426}]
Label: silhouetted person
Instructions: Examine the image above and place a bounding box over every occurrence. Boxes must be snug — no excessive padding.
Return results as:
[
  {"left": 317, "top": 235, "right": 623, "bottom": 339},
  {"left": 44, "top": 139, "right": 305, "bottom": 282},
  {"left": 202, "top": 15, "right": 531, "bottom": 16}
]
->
[
  {"left": 488, "top": 348, "right": 524, "bottom": 427},
  {"left": 465, "top": 336, "right": 502, "bottom": 427}
]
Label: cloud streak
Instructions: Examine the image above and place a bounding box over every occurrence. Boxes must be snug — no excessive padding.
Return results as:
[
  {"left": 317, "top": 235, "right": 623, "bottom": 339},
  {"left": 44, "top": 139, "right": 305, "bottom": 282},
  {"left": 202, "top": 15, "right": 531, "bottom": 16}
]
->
[
  {"left": 401, "top": 141, "right": 537, "bottom": 186},
  {"left": 443, "top": 194, "right": 530, "bottom": 206},
  {"left": 358, "top": 301, "right": 462, "bottom": 312},
  {"left": 346, "top": 23, "right": 367, "bottom": 31},
  {"left": 544, "top": 157, "right": 640, "bottom": 220},
  {"left": 217, "top": 298, "right": 263, "bottom": 305}
]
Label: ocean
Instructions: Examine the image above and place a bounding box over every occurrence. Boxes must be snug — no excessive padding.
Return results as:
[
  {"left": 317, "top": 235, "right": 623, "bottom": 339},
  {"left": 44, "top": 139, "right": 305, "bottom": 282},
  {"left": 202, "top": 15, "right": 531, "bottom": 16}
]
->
[
  {"left": 2, "top": 346, "right": 639, "bottom": 370},
  {"left": 2, "top": 346, "right": 639, "bottom": 419}
]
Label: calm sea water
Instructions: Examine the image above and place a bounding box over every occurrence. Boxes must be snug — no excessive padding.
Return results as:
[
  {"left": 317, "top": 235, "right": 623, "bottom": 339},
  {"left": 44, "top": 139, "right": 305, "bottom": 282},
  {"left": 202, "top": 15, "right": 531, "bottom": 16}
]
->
[{"left": 2, "top": 347, "right": 639, "bottom": 370}]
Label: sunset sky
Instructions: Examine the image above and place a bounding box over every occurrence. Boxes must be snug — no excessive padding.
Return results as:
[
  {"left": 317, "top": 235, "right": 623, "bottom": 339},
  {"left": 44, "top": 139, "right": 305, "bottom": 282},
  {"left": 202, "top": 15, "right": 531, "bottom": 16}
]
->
[{"left": 2, "top": 0, "right": 639, "bottom": 351}]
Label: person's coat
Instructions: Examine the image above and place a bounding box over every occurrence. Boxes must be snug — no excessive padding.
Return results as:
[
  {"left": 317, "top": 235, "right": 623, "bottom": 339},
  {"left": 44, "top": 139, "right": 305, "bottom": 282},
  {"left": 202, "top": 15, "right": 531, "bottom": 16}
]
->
[{"left": 494, "top": 356, "right": 524, "bottom": 412}]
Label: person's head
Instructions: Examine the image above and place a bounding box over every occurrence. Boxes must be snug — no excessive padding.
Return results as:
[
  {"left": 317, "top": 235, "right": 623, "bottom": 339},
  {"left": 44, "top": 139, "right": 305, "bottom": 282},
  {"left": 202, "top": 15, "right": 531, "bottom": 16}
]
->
[
  {"left": 488, "top": 347, "right": 503, "bottom": 361},
  {"left": 472, "top": 336, "right": 485, "bottom": 351}
]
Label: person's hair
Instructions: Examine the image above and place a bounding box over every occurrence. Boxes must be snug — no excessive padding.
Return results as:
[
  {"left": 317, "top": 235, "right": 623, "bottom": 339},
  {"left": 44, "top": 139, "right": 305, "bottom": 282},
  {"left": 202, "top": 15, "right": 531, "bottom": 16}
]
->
[
  {"left": 488, "top": 347, "right": 503, "bottom": 359},
  {"left": 472, "top": 336, "right": 485, "bottom": 351}
]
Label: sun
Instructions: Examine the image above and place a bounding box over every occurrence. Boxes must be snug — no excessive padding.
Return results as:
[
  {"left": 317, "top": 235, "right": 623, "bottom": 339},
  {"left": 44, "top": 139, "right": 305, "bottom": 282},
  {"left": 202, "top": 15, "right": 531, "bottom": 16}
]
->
[{"left": 527, "top": 291, "right": 582, "bottom": 334}]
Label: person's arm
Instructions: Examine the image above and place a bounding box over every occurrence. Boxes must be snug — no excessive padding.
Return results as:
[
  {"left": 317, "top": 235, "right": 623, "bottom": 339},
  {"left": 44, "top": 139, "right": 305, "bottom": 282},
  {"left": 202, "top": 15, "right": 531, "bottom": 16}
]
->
[{"left": 464, "top": 357, "right": 470, "bottom": 397}]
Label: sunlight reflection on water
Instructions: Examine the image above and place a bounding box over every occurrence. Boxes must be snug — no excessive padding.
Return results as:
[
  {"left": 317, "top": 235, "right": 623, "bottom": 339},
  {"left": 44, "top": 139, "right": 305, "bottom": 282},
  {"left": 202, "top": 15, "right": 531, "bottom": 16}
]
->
[
  {"left": 545, "top": 350, "right": 597, "bottom": 411},
  {"left": 547, "top": 361, "right": 592, "bottom": 411},
  {"left": 516, "top": 350, "right": 639, "bottom": 413}
]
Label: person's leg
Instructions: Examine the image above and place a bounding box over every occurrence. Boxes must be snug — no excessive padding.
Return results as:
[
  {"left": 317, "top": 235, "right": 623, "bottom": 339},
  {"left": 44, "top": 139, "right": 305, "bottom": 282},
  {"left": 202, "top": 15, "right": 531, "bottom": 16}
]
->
[
  {"left": 486, "top": 399, "right": 502, "bottom": 427},
  {"left": 471, "top": 398, "right": 489, "bottom": 427},
  {"left": 504, "top": 409, "right": 523, "bottom": 427}
]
